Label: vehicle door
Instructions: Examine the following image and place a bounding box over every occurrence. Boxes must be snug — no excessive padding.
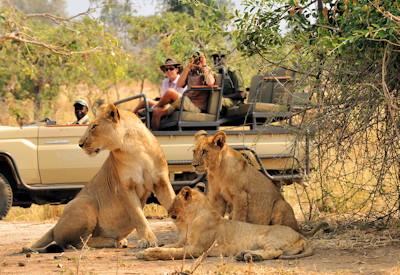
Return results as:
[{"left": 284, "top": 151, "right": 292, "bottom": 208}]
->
[{"left": 37, "top": 125, "right": 107, "bottom": 185}]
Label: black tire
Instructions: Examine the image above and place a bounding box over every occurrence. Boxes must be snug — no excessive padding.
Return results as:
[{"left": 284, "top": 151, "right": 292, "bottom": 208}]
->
[{"left": 0, "top": 174, "right": 13, "bottom": 220}]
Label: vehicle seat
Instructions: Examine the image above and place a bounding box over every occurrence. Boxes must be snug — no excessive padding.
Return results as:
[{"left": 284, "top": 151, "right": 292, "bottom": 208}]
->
[
  {"left": 225, "top": 68, "right": 309, "bottom": 127},
  {"left": 158, "top": 74, "right": 224, "bottom": 131}
]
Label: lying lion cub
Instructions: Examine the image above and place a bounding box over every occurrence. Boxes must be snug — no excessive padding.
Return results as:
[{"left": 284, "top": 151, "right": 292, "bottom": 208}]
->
[
  {"left": 136, "top": 187, "right": 312, "bottom": 261},
  {"left": 192, "top": 130, "right": 327, "bottom": 236},
  {"left": 24, "top": 104, "right": 175, "bottom": 252}
]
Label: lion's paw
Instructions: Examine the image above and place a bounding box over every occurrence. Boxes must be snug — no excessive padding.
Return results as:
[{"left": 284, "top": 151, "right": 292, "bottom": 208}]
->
[
  {"left": 244, "top": 252, "right": 263, "bottom": 262},
  {"left": 117, "top": 238, "right": 128, "bottom": 248},
  {"left": 137, "top": 238, "right": 158, "bottom": 249},
  {"left": 235, "top": 251, "right": 263, "bottom": 262}
]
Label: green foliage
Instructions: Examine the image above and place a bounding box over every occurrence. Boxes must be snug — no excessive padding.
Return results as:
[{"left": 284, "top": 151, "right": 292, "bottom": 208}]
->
[
  {"left": 160, "top": 0, "right": 233, "bottom": 16},
  {"left": 234, "top": 0, "right": 400, "bottom": 219},
  {"left": 0, "top": 6, "right": 132, "bottom": 119},
  {"left": 92, "top": 0, "right": 134, "bottom": 32},
  {"left": 235, "top": 1, "right": 400, "bottom": 58},
  {"left": 125, "top": 1, "right": 234, "bottom": 84},
  {"left": 161, "top": 0, "right": 196, "bottom": 14}
]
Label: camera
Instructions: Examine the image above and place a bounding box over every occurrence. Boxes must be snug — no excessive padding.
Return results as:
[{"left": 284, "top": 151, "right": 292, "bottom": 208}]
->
[{"left": 192, "top": 52, "right": 201, "bottom": 65}]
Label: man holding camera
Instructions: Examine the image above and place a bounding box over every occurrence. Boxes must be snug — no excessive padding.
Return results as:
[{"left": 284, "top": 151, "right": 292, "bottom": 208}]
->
[{"left": 150, "top": 52, "right": 215, "bottom": 130}]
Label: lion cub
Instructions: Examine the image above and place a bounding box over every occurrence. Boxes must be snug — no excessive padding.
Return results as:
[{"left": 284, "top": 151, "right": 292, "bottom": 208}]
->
[
  {"left": 192, "top": 130, "right": 301, "bottom": 232},
  {"left": 136, "top": 187, "right": 312, "bottom": 261}
]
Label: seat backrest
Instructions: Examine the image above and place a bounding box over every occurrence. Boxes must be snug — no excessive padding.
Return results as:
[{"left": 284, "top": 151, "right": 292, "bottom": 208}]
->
[
  {"left": 206, "top": 73, "right": 223, "bottom": 116},
  {"left": 268, "top": 68, "right": 295, "bottom": 105},
  {"left": 214, "top": 73, "right": 223, "bottom": 87},
  {"left": 206, "top": 89, "right": 221, "bottom": 116},
  {"left": 247, "top": 75, "right": 273, "bottom": 103},
  {"left": 248, "top": 68, "right": 295, "bottom": 105}
]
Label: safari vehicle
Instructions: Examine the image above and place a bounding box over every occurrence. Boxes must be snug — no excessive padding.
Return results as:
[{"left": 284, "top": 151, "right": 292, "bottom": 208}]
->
[{"left": 0, "top": 68, "right": 311, "bottom": 219}]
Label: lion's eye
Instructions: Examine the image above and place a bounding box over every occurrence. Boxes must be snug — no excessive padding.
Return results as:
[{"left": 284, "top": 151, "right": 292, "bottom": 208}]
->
[
  {"left": 91, "top": 124, "right": 98, "bottom": 130},
  {"left": 202, "top": 149, "right": 207, "bottom": 155}
]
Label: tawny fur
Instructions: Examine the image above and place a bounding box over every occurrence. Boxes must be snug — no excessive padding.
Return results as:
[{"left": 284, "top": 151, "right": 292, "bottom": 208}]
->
[
  {"left": 136, "top": 187, "right": 312, "bottom": 261},
  {"left": 25, "top": 104, "right": 175, "bottom": 252},
  {"left": 192, "top": 130, "right": 300, "bottom": 231}
]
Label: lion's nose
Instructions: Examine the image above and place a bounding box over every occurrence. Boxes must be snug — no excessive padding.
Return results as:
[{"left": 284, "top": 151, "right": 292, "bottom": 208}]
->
[{"left": 79, "top": 143, "right": 84, "bottom": 148}]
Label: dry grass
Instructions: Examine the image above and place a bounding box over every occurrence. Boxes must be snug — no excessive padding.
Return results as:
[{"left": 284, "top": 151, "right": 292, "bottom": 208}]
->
[
  {"left": 5, "top": 204, "right": 64, "bottom": 222},
  {"left": 143, "top": 203, "right": 168, "bottom": 218},
  {"left": 5, "top": 203, "right": 168, "bottom": 222}
]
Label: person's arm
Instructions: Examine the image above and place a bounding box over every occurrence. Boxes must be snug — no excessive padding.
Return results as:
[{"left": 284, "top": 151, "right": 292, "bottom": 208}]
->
[
  {"left": 202, "top": 65, "right": 215, "bottom": 87},
  {"left": 198, "top": 55, "right": 215, "bottom": 87},
  {"left": 177, "top": 65, "right": 190, "bottom": 88}
]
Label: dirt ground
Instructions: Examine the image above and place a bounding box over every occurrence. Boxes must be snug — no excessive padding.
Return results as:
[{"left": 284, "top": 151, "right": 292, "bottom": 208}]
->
[{"left": 1, "top": 219, "right": 400, "bottom": 275}]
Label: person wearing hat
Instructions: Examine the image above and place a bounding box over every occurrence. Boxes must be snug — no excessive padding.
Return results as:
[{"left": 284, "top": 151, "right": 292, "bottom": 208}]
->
[
  {"left": 133, "top": 58, "right": 187, "bottom": 116},
  {"left": 149, "top": 53, "right": 215, "bottom": 130},
  {"left": 133, "top": 58, "right": 190, "bottom": 127},
  {"left": 72, "top": 99, "right": 90, "bottom": 125}
]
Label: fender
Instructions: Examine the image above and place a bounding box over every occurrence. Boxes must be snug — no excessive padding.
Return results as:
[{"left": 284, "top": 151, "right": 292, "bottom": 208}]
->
[{"left": 0, "top": 152, "right": 82, "bottom": 191}]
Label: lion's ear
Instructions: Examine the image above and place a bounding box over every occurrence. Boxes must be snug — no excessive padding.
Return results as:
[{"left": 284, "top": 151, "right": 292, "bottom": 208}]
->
[
  {"left": 212, "top": 131, "right": 226, "bottom": 149},
  {"left": 180, "top": 187, "right": 192, "bottom": 201},
  {"left": 106, "top": 104, "right": 120, "bottom": 123},
  {"left": 194, "top": 130, "right": 208, "bottom": 141}
]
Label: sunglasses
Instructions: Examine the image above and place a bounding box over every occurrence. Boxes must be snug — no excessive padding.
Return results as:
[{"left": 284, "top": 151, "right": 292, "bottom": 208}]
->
[{"left": 163, "top": 66, "right": 176, "bottom": 72}]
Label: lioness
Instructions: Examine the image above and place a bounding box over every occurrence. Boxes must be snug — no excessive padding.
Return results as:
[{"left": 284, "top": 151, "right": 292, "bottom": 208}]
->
[
  {"left": 25, "top": 104, "right": 175, "bottom": 252},
  {"left": 192, "top": 130, "right": 326, "bottom": 236},
  {"left": 136, "top": 187, "right": 312, "bottom": 261}
]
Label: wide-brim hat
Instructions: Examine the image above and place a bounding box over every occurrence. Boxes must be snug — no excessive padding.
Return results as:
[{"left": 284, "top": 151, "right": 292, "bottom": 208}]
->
[
  {"left": 73, "top": 99, "right": 89, "bottom": 108},
  {"left": 160, "top": 58, "right": 181, "bottom": 71}
]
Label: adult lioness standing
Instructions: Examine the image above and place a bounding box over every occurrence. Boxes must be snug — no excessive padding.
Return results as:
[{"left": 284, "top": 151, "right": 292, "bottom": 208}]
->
[{"left": 25, "top": 104, "right": 175, "bottom": 252}]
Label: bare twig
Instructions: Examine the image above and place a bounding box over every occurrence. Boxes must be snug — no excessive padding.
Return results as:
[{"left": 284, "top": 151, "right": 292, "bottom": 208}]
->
[
  {"left": 76, "top": 234, "right": 92, "bottom": 275},
  {"left": 372, "top": 3, "right": 400, "bottom": 25},
  {"left": 381, "top": 46, "right": 400, "bottom": 136},
  {"left": 26, "top": 7, "right": 94, "bottom": 22},
  {"left": 189, "top": 240, "right": 217, "bottom": 274}
]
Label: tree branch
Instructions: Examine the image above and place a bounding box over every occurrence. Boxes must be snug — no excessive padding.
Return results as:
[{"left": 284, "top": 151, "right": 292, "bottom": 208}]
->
[
  {"left": 0, "top": 31, "right": 102, "bottom": 55},
  {"left": 372, "top": 3, "right": 400, "bottom": 25},
  {"left": 26, "top": 8, "right": 94, "bottom": 22}
]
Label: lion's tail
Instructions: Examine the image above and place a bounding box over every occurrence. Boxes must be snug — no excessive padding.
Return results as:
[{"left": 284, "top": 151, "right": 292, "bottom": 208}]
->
[
  {"left": 300, "top": 221, "right": 329, "bottom": 238},
  {"left": 23, "top": 227, "right": 64, "bottom": 253},
  {"left": 279, "top": 242, "right": 313, "bottom": 260}
]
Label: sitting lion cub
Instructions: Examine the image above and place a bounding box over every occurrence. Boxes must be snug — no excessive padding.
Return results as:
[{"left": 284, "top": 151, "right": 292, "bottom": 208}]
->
[
  {"left": 136, "top": 187, "right": 312, "bottom": 261},
  {"left": 24, "top": 104, "right": 175, "bottom": 252},
  {"left": 192, "top": 130, "right": 327, "bottom": 236}
]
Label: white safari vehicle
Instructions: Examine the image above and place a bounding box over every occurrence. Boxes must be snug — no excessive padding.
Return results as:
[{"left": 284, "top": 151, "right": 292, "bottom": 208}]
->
[{"left": 0, "top": 69, "right": 311, "bottom": 219}]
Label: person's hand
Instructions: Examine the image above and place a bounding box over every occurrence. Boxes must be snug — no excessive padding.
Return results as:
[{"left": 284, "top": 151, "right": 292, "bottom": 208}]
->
[{"left": 186, "top": 57, "right": 198, "bottom": 70}]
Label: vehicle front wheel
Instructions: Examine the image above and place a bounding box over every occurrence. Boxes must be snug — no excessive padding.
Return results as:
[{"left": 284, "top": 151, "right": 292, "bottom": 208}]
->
[{"left": 0, "top": 174, "right": 13, "bottom": 220}]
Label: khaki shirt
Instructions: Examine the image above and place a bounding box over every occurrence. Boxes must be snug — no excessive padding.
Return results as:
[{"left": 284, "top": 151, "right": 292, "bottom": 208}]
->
[{"left": 72, "top": 114, "right": 90, "bottom": 125}]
